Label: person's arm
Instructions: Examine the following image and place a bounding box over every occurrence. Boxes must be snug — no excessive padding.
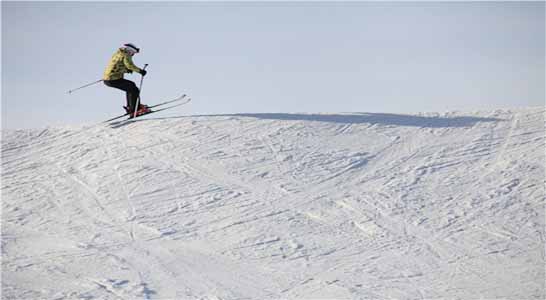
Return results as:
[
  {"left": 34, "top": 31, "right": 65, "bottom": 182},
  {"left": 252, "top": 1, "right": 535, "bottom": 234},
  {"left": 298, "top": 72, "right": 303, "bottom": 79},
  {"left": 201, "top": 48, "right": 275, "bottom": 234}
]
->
[{"left": 123, "top": 54, "right": 142, "bottom": 73}]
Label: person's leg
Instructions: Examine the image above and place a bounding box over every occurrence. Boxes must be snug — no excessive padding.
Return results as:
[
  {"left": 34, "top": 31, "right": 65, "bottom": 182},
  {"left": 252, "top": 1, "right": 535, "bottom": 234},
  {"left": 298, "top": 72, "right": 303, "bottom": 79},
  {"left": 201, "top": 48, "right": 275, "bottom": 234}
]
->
[{"left": 104, "top": 79, "right": 140, "bottom": 111}]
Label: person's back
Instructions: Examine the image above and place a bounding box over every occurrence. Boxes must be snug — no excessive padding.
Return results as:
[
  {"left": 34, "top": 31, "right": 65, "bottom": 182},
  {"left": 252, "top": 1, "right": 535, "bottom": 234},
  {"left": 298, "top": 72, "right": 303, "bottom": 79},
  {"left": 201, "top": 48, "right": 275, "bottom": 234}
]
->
[{"left": 103, "top": 48, "right": 141, "bottom": 81}]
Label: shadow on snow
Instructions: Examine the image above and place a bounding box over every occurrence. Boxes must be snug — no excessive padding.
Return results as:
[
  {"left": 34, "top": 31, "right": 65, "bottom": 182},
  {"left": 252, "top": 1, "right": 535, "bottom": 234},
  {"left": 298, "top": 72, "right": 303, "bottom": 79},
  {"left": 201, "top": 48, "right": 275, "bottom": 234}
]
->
[{"left": 132, "top": 112, "right": 503, "bottom": 129}]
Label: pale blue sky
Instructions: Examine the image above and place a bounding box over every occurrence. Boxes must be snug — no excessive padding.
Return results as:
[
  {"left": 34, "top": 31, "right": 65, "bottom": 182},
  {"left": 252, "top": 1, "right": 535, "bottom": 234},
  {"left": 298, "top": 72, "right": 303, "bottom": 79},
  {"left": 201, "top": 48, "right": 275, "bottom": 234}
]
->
[{"left": 2, "top": 1, "right": 544, "bottom": 129}]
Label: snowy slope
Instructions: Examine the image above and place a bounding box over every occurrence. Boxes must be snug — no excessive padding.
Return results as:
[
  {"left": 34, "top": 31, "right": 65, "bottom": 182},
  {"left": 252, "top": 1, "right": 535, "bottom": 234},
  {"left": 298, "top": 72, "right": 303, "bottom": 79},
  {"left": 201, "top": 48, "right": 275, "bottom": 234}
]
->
[{"left": 2, "top": 108, "right": 545, "bottom": 299}]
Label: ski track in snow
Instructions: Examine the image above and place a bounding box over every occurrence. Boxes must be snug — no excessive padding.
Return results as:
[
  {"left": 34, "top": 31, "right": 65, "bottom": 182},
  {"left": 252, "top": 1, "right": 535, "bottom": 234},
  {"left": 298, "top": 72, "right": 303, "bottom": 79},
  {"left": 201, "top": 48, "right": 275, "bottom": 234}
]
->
[{"left": 2, "top": 108, "right": 545, "bottom": 299}]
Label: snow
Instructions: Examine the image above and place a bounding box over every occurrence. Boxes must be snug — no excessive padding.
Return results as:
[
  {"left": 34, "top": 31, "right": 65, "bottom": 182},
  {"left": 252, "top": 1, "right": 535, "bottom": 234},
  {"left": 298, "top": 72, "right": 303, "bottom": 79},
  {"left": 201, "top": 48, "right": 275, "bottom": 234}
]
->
[{"left": 2, "top": 108, "right": 545, "bottom": 299}]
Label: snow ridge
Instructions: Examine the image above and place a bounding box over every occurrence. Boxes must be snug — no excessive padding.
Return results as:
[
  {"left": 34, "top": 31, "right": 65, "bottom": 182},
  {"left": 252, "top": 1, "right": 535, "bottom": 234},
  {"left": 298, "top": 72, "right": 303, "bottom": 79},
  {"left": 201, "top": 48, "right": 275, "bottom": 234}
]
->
[{"left": 2, "top": 108, "right": 545, "bottom": 299}]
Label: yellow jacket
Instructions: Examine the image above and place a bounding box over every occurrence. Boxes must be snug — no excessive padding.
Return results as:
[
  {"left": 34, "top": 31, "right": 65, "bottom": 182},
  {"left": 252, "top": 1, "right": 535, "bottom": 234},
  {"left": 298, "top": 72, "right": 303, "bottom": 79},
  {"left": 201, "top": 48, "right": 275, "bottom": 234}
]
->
[{"left": 103, "top": 48, "right": 141, "bottom": 80}]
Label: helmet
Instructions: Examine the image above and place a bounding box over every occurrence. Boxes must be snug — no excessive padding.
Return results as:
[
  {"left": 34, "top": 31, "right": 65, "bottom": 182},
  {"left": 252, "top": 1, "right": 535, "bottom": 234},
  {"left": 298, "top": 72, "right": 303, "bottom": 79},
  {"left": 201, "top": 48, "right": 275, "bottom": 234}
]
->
[{"left": 123, "top": 43, "right": 140, "bottom": 54}]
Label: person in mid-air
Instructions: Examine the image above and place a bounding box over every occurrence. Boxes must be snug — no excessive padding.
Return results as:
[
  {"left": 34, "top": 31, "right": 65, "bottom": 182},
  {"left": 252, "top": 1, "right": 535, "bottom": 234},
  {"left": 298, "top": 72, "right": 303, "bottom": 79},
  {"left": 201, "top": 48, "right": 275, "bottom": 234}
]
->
[{"left": 103, "top": 43, "right": 151, "bottom": 117}]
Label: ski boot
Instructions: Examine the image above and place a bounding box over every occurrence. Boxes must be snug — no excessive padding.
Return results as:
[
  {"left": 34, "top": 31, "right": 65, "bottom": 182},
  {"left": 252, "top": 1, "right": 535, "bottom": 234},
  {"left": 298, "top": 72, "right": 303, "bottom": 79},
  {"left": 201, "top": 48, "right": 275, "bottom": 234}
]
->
[
  {"left": 135, "top": 104, "right": 151, "bottom": 116},
  {"left": 123, "top": 106, "right": 133, "bottom": 115},
  {"left": 124, "top": 104, "right": 152, "bottom": 118}
]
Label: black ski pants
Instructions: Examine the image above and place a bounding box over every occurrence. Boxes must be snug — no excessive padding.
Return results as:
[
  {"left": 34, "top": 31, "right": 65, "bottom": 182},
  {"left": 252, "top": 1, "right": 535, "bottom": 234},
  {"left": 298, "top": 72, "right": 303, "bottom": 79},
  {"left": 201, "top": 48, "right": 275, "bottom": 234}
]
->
[{"left": 104, "top": 79, "right": 140, "bottom": 111}]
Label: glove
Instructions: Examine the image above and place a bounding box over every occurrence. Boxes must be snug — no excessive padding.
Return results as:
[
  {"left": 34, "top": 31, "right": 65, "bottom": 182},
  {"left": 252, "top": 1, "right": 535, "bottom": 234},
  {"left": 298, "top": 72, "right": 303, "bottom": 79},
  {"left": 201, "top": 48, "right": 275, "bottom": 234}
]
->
[{"left": 139, "top": 69, "right": 147, "bottom": 76}]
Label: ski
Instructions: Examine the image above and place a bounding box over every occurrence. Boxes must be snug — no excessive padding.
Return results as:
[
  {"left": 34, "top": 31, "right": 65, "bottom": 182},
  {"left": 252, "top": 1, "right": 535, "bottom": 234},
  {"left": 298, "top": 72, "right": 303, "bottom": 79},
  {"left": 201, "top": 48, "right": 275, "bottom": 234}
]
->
[
  {"left": 148, "top": 94, "right": 188, "bottom": 109},
  {"left": 132, "top": 97, "right": 192, "bottom": 119},
  {"left": 103, "top": 94, "right": 188, "bottom": 123},
  {"left": 108, "top": 98, "right": 192, "bottom": 127}
]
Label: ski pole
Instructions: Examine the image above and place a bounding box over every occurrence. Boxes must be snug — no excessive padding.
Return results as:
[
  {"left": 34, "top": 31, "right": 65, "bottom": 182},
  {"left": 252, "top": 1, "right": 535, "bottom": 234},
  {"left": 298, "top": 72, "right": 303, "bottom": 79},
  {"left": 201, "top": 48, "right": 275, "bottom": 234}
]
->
[
  {"left": 67, "top": 79, "right": 103, "bottom": 94},
  {"left": 133, "top": 63, "right": 149, "bottom": 118}
]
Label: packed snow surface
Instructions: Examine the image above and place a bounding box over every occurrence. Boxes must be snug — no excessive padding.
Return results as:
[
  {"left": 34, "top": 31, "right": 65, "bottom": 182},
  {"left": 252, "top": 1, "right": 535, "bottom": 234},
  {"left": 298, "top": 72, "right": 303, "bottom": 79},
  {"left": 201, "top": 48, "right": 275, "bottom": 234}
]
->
[{"left": 2, "top": 108, "right": 545, "bottom": 299}]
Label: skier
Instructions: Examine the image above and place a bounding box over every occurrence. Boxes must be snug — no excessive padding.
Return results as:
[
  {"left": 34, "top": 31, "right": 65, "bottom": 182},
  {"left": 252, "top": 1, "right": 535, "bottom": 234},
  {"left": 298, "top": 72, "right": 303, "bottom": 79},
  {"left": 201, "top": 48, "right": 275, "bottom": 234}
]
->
[{"left": 103, "top": 43, "right": 151, "bottom": 117}]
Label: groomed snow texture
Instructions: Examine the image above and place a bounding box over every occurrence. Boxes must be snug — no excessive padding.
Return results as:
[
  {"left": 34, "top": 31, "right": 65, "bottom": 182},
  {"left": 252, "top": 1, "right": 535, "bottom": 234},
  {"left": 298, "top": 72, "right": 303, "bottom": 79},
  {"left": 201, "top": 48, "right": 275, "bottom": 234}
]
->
[{"left": 2, "top": 108, "right": 545, "bottom": 299}]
